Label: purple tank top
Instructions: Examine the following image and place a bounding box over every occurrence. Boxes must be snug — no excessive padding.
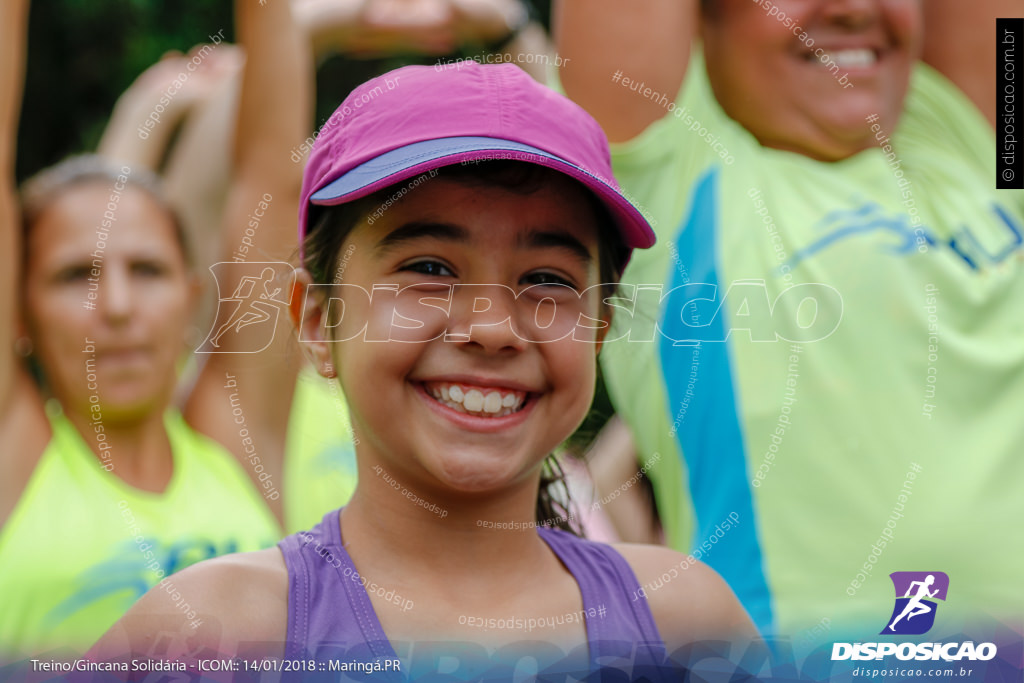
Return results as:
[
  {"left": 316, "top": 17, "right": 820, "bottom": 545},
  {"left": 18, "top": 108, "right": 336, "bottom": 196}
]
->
[{"left": 277, "top": 508, "right": 677, "bottom": 679}]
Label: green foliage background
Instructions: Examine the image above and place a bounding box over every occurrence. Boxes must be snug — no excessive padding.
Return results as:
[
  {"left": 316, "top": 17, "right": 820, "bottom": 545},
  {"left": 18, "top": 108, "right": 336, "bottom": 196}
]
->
[
  {"left": 18, "top": 1, "right": 233, "bottom": 181},
  {"left": 16, "top": 0, "right": 552, "bottom": 182}
]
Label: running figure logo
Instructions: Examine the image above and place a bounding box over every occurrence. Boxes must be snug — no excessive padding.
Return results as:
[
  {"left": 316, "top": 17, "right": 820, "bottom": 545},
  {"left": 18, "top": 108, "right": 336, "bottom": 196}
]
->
[
  {"left": 881, "top": 571, "right": 949, "bottom": 635},
  {"left": 198, "top": 262, "right": 294, "bottom": 353}
]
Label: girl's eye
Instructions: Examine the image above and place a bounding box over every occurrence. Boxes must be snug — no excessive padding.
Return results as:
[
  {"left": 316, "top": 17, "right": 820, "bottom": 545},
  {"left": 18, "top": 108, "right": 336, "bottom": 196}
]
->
[
  {"left": 522, "top": 271, "right": 575, "bottom": 289},
  {"left": 401, "top": 260, "right": 454, "bottom": 278}
]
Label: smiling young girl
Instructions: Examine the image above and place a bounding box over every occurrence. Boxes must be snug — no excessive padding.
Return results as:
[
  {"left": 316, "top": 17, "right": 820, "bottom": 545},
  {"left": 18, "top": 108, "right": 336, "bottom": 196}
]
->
[{"left": 90, "top": 61, "right": 756, "bottom": 679}]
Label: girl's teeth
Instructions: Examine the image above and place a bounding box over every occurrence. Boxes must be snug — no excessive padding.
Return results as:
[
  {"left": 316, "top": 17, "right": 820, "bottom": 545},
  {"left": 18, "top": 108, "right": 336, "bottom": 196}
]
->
[
  {"left": 483, "top": 392, "right": 503, "bottom": 413},
  {"left": 425, "top": 382, "right": 527, "bottom": 417},
  {"left": 463, "top": 389, "right": 484, "bottom": 412}
]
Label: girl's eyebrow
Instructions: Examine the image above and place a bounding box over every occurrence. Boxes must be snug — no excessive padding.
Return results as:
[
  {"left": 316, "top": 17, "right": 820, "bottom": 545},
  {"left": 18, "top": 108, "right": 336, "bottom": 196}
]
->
[
  {"left": 374, "top": 222, "right": 469, "bottom": 253},
  {"left": 518, "top": 229, "right": 593, "bottom": 268}
]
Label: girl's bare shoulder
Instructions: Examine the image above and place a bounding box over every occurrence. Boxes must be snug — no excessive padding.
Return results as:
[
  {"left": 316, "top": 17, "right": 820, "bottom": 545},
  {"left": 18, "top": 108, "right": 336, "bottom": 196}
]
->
[
  {"left": 90, "top": 548, "right": 290, "bottom": 661},
  {"left": 613, "top": 543, "right": 760, "bottom": 648}
]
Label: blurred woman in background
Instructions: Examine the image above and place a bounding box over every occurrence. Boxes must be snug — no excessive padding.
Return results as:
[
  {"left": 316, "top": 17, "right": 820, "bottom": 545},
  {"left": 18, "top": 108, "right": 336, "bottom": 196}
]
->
[{"left": 0, "top": 0, "right": 309, "bottom": 656}]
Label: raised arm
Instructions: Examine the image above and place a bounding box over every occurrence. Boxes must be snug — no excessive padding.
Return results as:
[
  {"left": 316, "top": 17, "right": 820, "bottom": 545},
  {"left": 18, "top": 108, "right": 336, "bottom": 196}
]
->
[
  {"left": 294, "top": 0, "right": 552, "bottom": 80},
  {"left": 186, "top": 0, "right": 313, "bottom": 526},
  {"left": 922, "top": 0, "right": 1024, "bottom": 128},
  {"left": 553, "top": 0, "right": 696, "bottom": 143},
  {"left": 0, "top": 0, "right": 49, "bottom": 531},
  {"left": 1, "top": 0, "right": 29, "bottom": 409},
  {"left": 98, "top": 52, "right": 218, "bottom": 170}
]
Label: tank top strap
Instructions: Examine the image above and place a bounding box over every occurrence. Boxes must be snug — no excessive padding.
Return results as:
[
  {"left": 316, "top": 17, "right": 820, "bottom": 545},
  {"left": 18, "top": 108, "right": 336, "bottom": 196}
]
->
[
  {"left": 278, "top": 508, "right": 397, "bottom": 662},
  {"left": 536, "top": 527, "right": 666, "bottom": 663}
]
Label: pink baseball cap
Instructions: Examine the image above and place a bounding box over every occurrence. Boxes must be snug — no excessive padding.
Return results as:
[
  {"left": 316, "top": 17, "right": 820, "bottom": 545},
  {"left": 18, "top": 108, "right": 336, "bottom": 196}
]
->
[{"left": 299, "top": 62, "right": 655, "bottom": 265}]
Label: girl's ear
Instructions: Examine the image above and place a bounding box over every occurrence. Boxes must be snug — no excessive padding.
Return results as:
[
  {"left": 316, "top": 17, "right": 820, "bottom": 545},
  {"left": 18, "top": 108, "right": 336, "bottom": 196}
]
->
[{"left": 294, "top": 268, "right": 337, "bottom": 379}]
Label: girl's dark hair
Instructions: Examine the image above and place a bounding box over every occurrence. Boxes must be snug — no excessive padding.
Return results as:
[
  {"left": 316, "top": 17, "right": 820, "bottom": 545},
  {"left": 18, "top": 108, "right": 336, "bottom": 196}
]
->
[
  {"left": 304, "top": 160, "right": 628, "bottom": 535},
  {"left": 19, "top": 154, "right": 191, "bottom": 267}
]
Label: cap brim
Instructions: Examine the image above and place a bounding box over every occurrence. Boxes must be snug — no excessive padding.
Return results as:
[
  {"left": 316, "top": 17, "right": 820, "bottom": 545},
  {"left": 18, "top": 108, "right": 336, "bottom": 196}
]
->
[{"left": 309, "top": 136, "right": 655, "bottom": 250}]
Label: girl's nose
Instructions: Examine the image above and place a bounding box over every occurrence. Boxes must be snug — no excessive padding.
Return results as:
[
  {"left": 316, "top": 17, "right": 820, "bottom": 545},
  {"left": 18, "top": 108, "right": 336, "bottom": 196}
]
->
[{"left": 445, "top": 283, "right": 527, "bottom": 354}]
